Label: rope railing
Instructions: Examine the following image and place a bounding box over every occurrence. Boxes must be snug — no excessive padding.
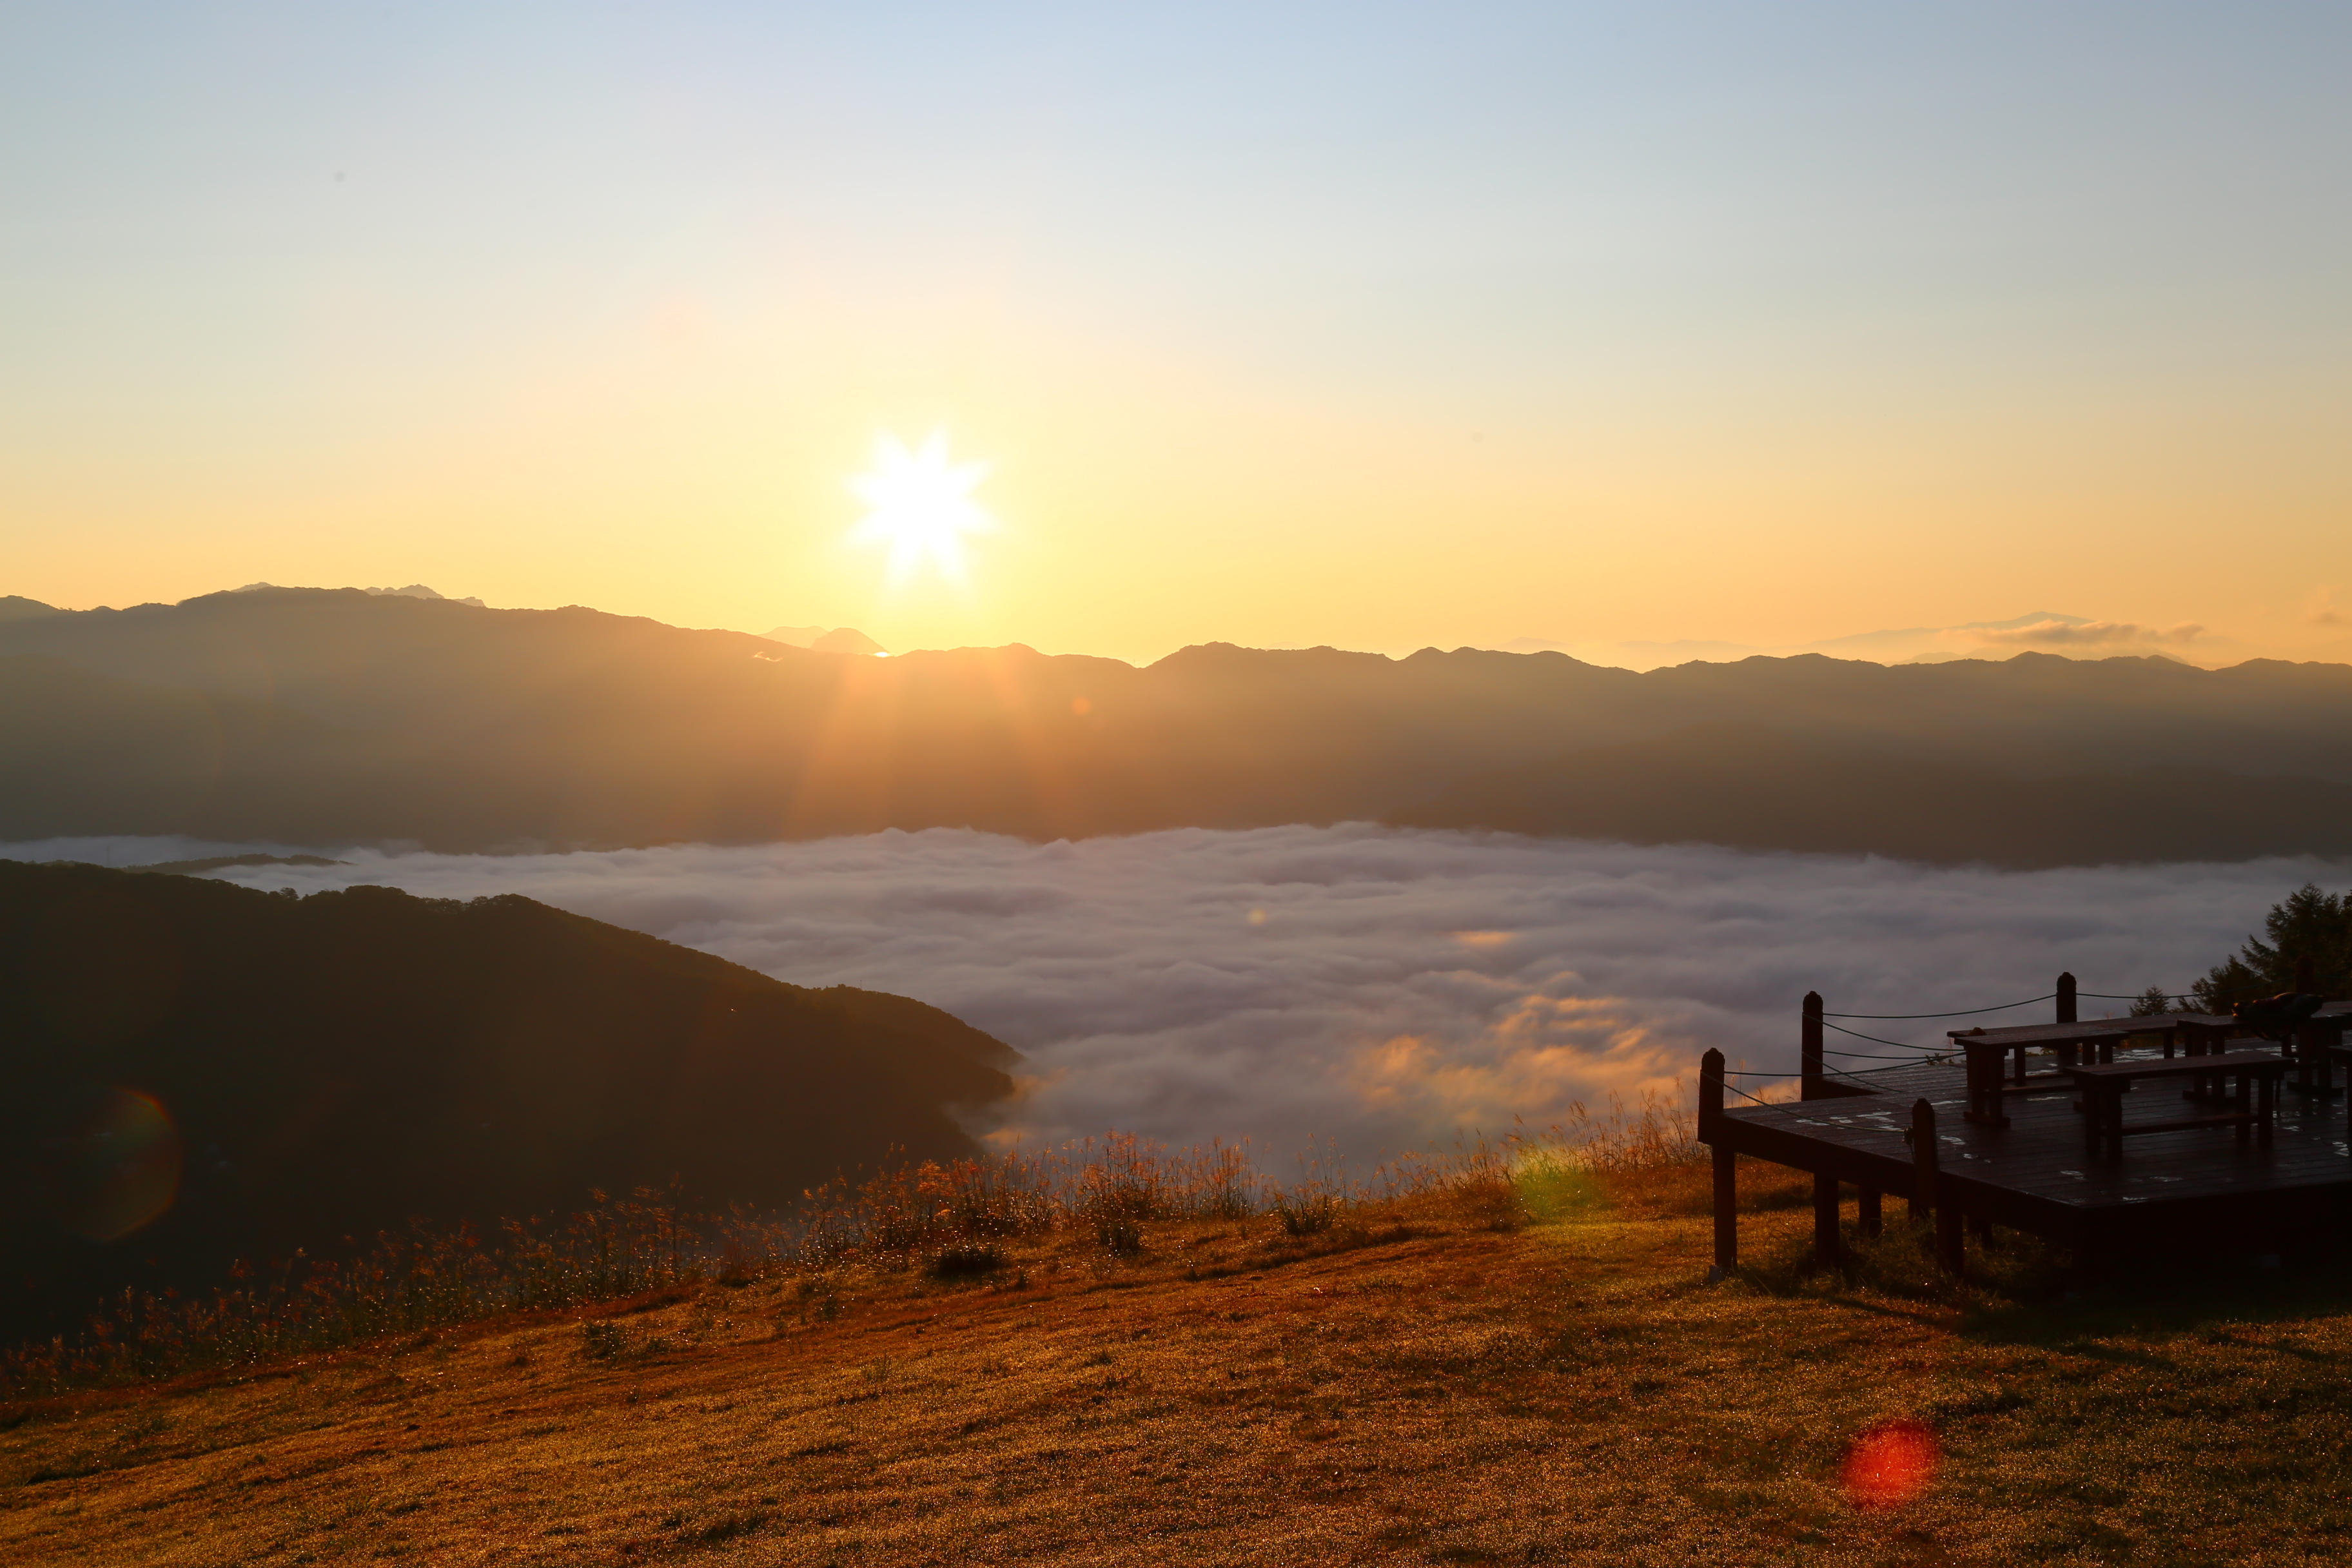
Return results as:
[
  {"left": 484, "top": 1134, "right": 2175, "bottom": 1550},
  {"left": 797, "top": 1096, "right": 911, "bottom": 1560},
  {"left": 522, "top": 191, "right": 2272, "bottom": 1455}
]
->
[
  {"left": 1718, "top": 1077, "right": 1781, "bottom": 1107},
  {"left": 1825, "top": 1060, "right": 1913, "bottom": 1087},
  {"left": 1822, "top": 993, "right": 2057, "bottom": 1019},
  {"left": 1710, "top": 975, "right": 2240, "bottom": 1106},
  {"left": 1818, "top": 1018, "right": 1943, "bottom": 1053}
]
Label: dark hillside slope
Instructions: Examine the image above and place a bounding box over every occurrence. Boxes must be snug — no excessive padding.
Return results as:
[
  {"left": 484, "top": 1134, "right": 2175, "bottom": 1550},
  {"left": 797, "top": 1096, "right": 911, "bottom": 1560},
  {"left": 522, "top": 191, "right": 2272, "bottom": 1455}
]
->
[
  {"left": 0, "top": 861, "right": 1015, "bottom": 1337},
  {"left": 1391, "top": 723, "right": 2352, "bottom": 867},
  {"left": 6, "top": 589, "right": 2352, "bottom": 850}
]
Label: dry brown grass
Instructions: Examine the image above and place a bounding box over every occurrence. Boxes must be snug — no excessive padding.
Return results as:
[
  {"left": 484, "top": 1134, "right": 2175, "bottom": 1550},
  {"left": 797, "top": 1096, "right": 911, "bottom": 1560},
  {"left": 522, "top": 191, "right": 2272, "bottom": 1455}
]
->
[
  {"left": 0, "top": 1119, "right": 1656, "bottom": 1398},
  {"left": 10, "top": 1155, "right": 2352, "bottom": 1565}
]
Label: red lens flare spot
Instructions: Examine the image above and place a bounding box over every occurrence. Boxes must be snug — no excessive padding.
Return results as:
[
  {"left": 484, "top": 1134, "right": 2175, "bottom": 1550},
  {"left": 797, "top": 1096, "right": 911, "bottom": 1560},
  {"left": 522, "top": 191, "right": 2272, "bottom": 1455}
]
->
[
  {"left": 60, "top": 1088, "right": 184, "bottom": 1242},
  {"left": 1842, "top": 1419, "right": 1938, "bottom": 1509}
]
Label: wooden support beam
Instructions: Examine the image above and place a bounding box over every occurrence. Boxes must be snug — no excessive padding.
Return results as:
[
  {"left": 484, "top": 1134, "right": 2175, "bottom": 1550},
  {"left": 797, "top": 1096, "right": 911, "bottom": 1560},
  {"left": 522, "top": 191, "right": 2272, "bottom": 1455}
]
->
[
  {"left": 2055, "top": 972, "right": 2078, "bottom": 1066},
  {"left": 1912, "top": 1097, "right": 1965, "bottom": 1274},
  {"left": 1712, "top": 1146, "right": 1736, "bottom": 1277},
  {"left": 1801, "top": 992, "right": 1825, "bottom": 1101},
  {"left": 1910, "top": 1097, "right": 1937, "bottom": 1212},
  {"left": 1701, "top": 1048, "right": 1735, "bottom": 1278},
  {"left": 1858, "top": 1186, "right": 1881, "bottom": 1238},
  {"left": 1814, "top": 1172, "right": 1840, "bottom": 1269}
]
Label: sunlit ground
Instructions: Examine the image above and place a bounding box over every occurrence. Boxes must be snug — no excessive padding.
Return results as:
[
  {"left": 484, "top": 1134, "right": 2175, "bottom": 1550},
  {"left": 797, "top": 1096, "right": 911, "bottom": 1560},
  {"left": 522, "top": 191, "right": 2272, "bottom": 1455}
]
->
[{"left": 8, "top": 1166, "right": 2351, "bottom": 1565}]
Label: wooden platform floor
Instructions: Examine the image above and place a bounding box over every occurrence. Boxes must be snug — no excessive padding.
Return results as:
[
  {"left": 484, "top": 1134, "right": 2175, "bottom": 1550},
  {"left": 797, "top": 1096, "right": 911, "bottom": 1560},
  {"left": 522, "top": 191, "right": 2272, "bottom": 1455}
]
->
[{"left": 1716, "top": 1049, "right": 2352, "bottom": 1246}]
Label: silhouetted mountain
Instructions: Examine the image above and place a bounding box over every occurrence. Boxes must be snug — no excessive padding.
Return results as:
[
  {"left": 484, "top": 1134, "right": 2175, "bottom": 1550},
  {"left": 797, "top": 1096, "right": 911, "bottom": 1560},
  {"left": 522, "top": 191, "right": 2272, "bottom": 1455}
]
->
[
  {"left": 0, "top": 595, "right": 63, "bottom": 624},
  {"left": 762, "top": 623, "right": 827, "bottom": 646},
  {"left": 5, "top": 587, "right": 2352, "bottom": 859},
  {"left": 0, "top": 860, "right": 1017, "bottom": 1338},
  {"left": 1387, "top": 723, "right": 2352, "bottom": 867}
]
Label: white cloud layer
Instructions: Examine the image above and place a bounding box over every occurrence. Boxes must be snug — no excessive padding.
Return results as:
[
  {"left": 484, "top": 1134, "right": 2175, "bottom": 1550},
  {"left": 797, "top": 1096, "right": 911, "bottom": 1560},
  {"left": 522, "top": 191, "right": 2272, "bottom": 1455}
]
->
[{"left": 8, "top": 828, "right": 2341, "bottom": 1165}]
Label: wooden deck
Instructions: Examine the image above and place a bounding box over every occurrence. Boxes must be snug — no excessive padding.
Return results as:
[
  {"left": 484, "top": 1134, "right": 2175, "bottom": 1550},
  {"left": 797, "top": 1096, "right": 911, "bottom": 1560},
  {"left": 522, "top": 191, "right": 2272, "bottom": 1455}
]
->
[
  {"left": 1700, "top": 977, "right": 2352, "bottom": 1270},
  {"left": 1709, "top": 1048, "right": 2352, "bottom": 1255}
]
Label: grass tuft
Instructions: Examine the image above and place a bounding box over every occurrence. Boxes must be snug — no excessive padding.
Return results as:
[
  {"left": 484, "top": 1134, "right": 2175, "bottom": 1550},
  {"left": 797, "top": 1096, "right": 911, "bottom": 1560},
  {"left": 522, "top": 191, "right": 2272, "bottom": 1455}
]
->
[{"left": 927, "top": 1242, "right": 1006, "bottom": 1278}]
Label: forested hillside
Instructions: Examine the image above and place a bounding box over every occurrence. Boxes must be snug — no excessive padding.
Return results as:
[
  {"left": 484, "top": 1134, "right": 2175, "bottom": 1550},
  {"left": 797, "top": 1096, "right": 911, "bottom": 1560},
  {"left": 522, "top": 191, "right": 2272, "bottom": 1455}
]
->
[{"left": 0, "top": 860, "right": 1016, "bottom": 1337}]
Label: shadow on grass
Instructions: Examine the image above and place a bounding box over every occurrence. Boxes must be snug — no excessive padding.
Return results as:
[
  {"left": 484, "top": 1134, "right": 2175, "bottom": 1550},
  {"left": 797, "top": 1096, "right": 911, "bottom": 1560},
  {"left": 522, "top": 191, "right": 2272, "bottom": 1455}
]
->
[
  {"left": 1604, "top": 1154, "right": 2352, "bottom": 1346},
  {"left": 1734, "top": 1204, "right": 2352, "bottom": 1353}
]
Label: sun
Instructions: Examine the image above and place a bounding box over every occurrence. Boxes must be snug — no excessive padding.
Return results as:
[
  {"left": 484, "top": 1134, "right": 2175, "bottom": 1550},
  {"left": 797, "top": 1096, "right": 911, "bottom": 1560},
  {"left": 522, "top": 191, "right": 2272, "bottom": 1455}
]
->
[{"left": 847, "top": 430, "right": 995, "bottom": 585}]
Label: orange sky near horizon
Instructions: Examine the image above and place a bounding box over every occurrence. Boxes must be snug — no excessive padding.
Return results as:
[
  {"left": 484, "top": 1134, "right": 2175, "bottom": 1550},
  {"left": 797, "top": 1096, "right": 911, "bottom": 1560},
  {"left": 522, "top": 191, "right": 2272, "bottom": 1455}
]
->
[{"left": 6, "top": 6, "right": 2349, "bottom": 669}]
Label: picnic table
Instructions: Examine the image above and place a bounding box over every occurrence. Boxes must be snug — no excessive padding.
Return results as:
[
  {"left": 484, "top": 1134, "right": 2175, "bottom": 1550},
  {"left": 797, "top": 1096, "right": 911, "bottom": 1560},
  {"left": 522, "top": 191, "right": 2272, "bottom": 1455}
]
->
[
  {"left": 1946, "top": 1014, "right": 2239, "bottom": 1128},
  {"left": 2070, "top": 1051, "right": 2284, "bottom": 1163},
  {"left": 2261, "top": 1001, "right": 2352, "bottom": 1097}
]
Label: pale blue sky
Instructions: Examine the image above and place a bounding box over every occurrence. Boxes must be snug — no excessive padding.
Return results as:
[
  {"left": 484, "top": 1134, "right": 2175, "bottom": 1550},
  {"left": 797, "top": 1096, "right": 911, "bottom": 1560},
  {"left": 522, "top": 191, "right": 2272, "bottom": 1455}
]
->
[{"left": 5, "top": 4, "right": 2347, "bottom": 660}]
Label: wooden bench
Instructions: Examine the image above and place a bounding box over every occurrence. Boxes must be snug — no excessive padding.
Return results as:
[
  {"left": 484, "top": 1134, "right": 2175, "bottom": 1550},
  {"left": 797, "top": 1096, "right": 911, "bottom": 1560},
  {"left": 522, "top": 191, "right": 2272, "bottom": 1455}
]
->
[{"left": 2068, "top": 1052, "right": 2285, "bottom": 1164}]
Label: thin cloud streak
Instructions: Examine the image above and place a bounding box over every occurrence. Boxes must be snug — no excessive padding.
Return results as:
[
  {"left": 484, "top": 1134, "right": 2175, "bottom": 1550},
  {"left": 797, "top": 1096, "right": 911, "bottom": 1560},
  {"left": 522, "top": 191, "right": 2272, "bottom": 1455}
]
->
[
  {"left": 10, "top": 828, "right": 2335, "bottom": 1162},
  {"left": 1955, "top": 618, "right": 2204, "bottom": 649}
]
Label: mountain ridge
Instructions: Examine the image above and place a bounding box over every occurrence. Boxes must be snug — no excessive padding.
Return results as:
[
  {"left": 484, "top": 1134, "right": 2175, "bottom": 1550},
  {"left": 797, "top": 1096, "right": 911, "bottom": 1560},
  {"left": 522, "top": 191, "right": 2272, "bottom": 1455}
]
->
[{"left": 4, "top": 589, "right": 2351, "bottom": 859}]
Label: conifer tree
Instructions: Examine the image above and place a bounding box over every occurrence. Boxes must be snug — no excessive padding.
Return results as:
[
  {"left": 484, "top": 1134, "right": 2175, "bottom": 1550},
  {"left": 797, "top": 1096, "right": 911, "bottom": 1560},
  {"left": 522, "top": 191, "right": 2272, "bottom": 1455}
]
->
[{"left": 2191, "top": 883, "right": 2352, "bottom": 1010}]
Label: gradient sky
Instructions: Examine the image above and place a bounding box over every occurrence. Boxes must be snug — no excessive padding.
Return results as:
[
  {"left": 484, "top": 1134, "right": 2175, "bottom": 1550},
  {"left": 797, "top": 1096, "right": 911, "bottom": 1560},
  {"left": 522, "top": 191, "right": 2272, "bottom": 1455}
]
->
[{"left": 5, "top": 3, "right": 2347, "bottom": 665}]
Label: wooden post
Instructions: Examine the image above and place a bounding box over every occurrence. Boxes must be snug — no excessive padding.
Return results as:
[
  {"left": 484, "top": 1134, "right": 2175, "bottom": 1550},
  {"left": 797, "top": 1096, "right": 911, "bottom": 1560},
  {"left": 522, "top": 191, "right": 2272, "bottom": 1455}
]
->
[
  {"left": 1801, "top": 991, "right": 1825, "bottom": 1101},
  {"left": 2055, "top": 972, "right": 2079, "bottom": 1068},
  {"left": 1701, "top": 1049, "right": 1735, "bottom": 1277},
  {"left": 1908, "top": 1097, "right": 1935, "bottom": 1224},
  {"left": 1858, "top": 1186, "right": 1882, "bottom": 1238},
  {"left": 1914, "top": 1098, "right": 1961, "bottom": 1273},
  {"left": 1814, "top": 1171, "right": 1839, "bottom": 1269}
]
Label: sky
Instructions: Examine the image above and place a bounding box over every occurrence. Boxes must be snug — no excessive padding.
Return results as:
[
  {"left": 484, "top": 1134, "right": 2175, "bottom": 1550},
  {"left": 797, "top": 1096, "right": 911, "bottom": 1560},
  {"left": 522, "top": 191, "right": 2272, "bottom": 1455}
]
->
[
  {"left": 1, "top": 826, "right": 2328, "bottom": 1160},
  {"left": 5, "top": 3, "right": 2349, "bottom": 665}
]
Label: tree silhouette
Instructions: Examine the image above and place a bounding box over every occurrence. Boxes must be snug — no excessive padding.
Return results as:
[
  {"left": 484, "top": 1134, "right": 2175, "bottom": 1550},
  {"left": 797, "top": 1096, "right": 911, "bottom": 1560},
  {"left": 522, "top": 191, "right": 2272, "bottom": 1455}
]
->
[{"left": 2191, "top": 883, "right": 2352, "bottom": 1010}]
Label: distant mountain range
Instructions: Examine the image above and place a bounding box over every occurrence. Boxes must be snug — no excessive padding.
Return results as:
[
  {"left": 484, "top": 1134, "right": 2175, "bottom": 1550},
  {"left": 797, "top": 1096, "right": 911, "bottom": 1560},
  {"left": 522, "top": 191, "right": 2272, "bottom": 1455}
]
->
[
  {"left": 234, "top": 580, "right": 489, "bottom": 609},
  {"left": 1494, "top": 611, "right": 2222, "bottom": 670},
  {"left": 3, "top": 585, "right": 2351, "bottom": 865},
  {"left": 763, "top": 623, "right": 888, "bottom": 655},
  {"left": 1391, "top": 723, "right": 2352, "bottom": 868},
  {"left": 0, "top": 859, "right": 1017, "bottom": 1337}
]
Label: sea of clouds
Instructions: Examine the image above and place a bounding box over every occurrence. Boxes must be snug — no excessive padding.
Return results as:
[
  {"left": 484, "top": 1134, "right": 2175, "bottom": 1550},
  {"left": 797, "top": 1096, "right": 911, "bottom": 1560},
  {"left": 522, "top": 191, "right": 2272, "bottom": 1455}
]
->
[{"left": 10, "top": 828, "right": 2340, "bottom": 1164}]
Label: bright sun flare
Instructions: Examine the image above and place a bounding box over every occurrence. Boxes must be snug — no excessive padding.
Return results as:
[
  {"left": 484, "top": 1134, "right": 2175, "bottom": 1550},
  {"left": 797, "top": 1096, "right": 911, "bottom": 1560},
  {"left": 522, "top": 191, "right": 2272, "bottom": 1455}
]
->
[{"left": 847, "top": 430, "right": 994, "bottom": 585}]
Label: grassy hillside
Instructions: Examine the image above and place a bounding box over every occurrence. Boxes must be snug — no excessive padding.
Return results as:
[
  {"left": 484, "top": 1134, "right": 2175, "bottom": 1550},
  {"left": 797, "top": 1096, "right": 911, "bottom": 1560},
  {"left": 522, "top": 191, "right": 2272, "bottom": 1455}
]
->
[
  {"left": 5, "top": 1162, "right": 2349, "bottom": 1565},
  {"left": 0, "top": 861, "right": 1016, "bottom": 1341}
]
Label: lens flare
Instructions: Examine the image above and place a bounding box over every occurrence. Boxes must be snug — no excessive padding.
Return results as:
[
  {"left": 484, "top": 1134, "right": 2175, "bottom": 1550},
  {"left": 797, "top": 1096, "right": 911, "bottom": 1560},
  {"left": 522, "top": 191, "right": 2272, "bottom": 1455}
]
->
[
  {"left": 58, "top": 1088, "right": 184, "bottom": 1242},
  {"left": 1841, "top": 1418, "right": 1938, "bottom": 1509}
]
